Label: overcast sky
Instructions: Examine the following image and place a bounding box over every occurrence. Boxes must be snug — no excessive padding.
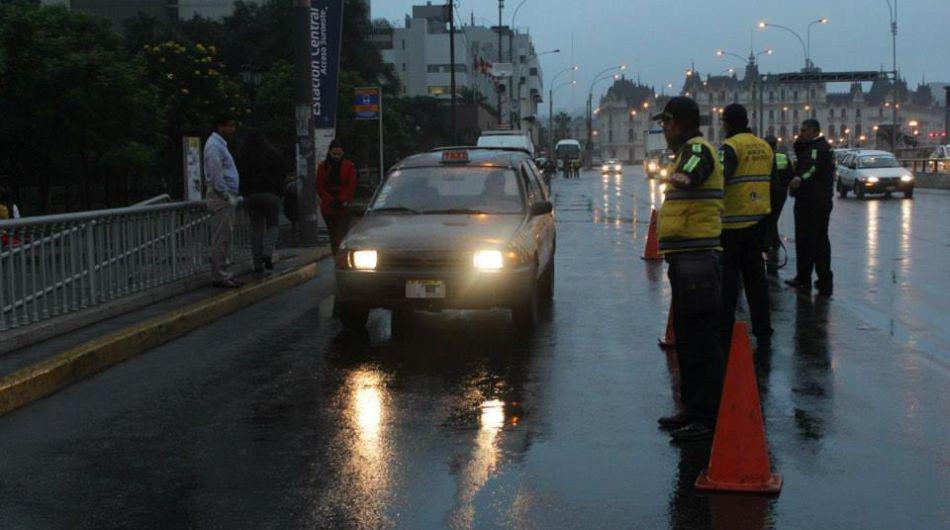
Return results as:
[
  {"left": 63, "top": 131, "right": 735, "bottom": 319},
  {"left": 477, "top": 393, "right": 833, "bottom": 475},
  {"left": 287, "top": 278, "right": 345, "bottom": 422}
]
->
[{"left": 371, "top": 0, "right": 950, "bottom": 113}]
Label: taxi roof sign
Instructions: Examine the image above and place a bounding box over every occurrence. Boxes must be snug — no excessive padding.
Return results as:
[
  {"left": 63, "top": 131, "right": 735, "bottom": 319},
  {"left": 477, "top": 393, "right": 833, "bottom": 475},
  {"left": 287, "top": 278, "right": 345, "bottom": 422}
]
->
[{"left": 441, "top": 150, "right": 470, "bottom": 163}]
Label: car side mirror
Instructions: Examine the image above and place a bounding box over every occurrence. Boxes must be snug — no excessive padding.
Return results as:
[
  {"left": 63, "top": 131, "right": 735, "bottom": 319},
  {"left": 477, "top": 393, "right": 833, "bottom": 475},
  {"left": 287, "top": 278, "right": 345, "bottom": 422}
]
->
[{"left": 531, "top": 200, "right": 553, "bottom": 216}]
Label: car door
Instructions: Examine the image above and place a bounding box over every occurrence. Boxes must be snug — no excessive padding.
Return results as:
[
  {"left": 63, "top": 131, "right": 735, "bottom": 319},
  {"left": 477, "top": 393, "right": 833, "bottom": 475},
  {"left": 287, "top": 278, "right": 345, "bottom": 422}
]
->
[
  {"left": 840, "top": 154, "right": 854, "bottom": 186},
  {"left": 525, "top": 162, "right": 555, "bottom": 269},
  {"left": 518, "top": 163, "right": 551, "bottom": 276}
]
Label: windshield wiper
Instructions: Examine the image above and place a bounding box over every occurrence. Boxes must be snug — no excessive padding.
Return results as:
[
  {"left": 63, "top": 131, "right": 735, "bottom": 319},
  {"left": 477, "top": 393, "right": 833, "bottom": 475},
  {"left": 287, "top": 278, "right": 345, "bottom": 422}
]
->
[
  {"left": 422, "top": 208, "right": 490, "bottom": 215},
  {"left": 369, "top": 206, "right": 422, "bottom": 214}
]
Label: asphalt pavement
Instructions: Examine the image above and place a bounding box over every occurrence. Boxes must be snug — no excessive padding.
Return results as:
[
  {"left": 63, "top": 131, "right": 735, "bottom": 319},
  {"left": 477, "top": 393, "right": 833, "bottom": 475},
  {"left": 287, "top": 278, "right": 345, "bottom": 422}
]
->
[{"left": 0, "top": 167, "right": 947, "bottom": 529}]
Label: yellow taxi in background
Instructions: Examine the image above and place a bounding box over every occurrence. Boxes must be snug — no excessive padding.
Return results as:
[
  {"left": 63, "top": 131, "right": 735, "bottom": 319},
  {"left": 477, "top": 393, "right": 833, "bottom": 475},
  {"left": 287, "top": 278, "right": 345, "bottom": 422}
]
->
[{"left": 335, "top": 148, "right": 556, "bottom": 331}]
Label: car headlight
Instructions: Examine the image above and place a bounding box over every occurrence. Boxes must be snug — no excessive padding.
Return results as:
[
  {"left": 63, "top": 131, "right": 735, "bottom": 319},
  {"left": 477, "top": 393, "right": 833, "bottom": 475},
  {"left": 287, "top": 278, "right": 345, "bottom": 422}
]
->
[
  {"left": 614, "top": 164, "right": 622, "bottom": 171},
  {"left": 900, "top": 174, "right": 914, "bottom": 182},
  {"left": 601, "top": 164, "right": 609, "bottom": 172},
  {"left": 866, "top": 176, "right": 879, "bottom": 183},
  {"left": 351, "top": 250, "right": 378, "bottom": 270},
  {"left": 659, "top": 168, "right": 668, "bottom": 178},
  {"left": 473, "top": 250, "right": 504, "bottom": 270},
  {"left": 648, "top": 162, "right": 658, "bottom": 171}
]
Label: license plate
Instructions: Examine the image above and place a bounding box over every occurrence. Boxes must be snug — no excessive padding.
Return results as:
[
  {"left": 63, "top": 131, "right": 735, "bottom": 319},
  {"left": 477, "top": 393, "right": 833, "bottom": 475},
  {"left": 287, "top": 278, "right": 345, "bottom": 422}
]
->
[
  {"left": 886, "top": 186, "right": 897, "bottom": 191},
  {"left": 406, "top": 280, "right": 446, "bottom": 299}
]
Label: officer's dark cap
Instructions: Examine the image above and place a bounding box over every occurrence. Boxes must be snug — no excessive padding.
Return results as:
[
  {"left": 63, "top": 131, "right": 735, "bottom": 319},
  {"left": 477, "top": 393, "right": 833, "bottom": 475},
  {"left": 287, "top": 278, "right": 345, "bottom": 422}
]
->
[
  {"left": 651, "top": 96, "right": 700, "bottom": 126},
  {"left": 721, "top": 103, "right": 749, "bottom": 128}
]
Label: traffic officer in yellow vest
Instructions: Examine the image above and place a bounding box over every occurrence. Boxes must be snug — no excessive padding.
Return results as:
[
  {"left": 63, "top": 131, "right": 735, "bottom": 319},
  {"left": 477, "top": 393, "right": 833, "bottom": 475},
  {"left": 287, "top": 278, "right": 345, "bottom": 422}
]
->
[
  {"left": 653, "top": 96, "right": 725, "bottom": 443},
  {"left": 718, "top": 104, "right": 774, "bottom": 348}
]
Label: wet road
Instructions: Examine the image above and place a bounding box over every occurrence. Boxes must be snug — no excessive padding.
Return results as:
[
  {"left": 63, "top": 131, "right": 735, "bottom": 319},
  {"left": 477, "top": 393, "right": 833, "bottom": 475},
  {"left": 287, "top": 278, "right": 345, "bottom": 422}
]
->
[{"left": 0, "top": 168, "right": 947, "bottom": 529}]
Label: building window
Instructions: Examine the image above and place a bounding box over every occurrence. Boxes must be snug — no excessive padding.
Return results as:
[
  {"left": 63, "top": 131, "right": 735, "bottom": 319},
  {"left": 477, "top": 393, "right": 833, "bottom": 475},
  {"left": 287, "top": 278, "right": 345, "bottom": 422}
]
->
[
  {"left": 780, "top": 89, "right": 786, "bottom": 100},
  {"left": 811, "top": 109, "right": 816, "bottom": 118},
  {"left": 780, "top": 126, "right": 788, "bottom": 139},
  {"left": 628, "top": 129, "right": 634, "bottom": 141},
  {"left": 769, "top": 110, "right": 774, "bottom": 119},
  {"left": 427, "top": 85, "right": 450, "bottom": 96},
  {"left": 769, "top": 91, "right": 775, "bottom": 102},
  {"left": 608, "top": 130, "right": 613, "bottom": 142},
  {"left": 794, "top": 109, "right": 799, "bottom": 119},
  {"left": 768, "top": 126, "right": 775, "bottom": 136},
  {"left": 401, "top": 40, "right": 405, "bottom": 50},
  {"left": 856, "top": 108, "right": 862, "bottom": 117},
  {"left": 829, "top": 108, "right": 835, "bottom": 118},
  {"left": 879, "top": 107, "right": 884, "bottom": 117},
  {"left": 529, "top": 67, "right": 538, "bottom": 76},
  {"left": 841, "top": 109, "right": 848, "bottom": 118},
  {"left": 402, "top": 63, "right": 406, "bottom": 72},
  {"left": 856, "top": 124, "right": 863, "bottom": 136},
  {"left": 810, "top": 88, "right": 816, "bottom": 99},
  {"left": 793, "top": 90, "right": 798, "bottom": 101}
]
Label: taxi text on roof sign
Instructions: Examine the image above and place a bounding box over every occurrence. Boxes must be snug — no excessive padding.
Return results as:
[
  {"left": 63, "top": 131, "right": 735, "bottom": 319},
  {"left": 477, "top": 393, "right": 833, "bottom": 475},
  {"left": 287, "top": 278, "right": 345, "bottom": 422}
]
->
[{"left": 441, "top": 150, "right": 470, "bottom": 163}]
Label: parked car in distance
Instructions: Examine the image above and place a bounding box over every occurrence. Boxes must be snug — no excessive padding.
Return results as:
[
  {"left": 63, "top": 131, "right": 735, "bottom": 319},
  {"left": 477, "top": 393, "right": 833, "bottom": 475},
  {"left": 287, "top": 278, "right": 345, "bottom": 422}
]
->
[
  {"left": 601, "top": 159, "right": 622, "bottom": 173},
  {"left": 836, "top": 150, "right": 915, "bottom": 199}
]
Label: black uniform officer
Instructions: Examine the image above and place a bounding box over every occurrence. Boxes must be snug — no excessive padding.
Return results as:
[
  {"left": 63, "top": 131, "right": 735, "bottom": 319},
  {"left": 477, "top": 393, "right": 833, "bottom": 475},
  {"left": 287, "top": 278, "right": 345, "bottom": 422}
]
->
[
  {"left": 763, "top": 135, "right": 794, "bottom": 274},
  {"left": 718, "top": 104, "right": 774, "bottom": 348},
  {"left": 653, "top": 97, "right": 725, "bottom": 442},
  {"left": 787, "top": 119, "right": 835, "bottom": 297}
]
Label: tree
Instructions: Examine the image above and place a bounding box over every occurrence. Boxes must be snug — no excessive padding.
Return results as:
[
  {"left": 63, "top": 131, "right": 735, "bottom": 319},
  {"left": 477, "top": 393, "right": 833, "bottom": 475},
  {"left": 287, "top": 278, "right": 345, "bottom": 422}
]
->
[
  {"left": 553, "top": 112, "right": 573, "bottom": 142},
  {"left": 0, "top": 3, "right": 164, "bottom": 211}
]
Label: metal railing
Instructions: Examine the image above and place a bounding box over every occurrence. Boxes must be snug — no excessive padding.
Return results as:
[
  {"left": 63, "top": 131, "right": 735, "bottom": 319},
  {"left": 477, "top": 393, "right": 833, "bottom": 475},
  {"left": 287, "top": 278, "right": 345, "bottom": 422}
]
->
[
  {"left": 0, "top": 201, "right": 250, "bottom": 331},
  {"left": 902, "top": 158, "right": 950, "bottom": 174}
]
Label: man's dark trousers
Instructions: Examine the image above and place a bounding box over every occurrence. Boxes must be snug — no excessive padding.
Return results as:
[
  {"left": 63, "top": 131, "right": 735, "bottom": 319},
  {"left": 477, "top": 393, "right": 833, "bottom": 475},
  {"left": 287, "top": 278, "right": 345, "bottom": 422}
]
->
[
  {"left": 721, "top": 221, "right": 772, "bottom": 346},
  {"left": 667, "top": 250, "right": 724, "bottom": 428},
  {"left": 793, "top": 196, "right": 833, "bottom": 290}
]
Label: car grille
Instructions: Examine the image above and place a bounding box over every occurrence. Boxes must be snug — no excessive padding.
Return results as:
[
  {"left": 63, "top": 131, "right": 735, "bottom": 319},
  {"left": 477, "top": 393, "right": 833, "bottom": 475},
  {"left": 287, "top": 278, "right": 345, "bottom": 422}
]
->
[{"left": 379, "top": 251, "right": 469, "bottom": 270}]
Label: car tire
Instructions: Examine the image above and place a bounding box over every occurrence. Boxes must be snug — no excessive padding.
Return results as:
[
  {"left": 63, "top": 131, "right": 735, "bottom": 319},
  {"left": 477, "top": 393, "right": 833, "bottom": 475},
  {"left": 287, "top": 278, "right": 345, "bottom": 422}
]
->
[
  {"left": 855, "top": 183, "right": 865, "bottom": 199},
  {"left": 904, "top": 188, "right": 914, "bottom": 199},
  {"left": 390, "top": 308, "right": 413, "bottom": 340},
  {"left": 512, "top": 273, "right": 539, "bottom": 329},
  {"left": 539, "top": 260, "right": 555, "bottom": 301},
  {"left": 837, "top": 182, "right": 848, "bottom": 198},
  {"left": 338, "top": 302, "right": 369, "bottom": 330}
]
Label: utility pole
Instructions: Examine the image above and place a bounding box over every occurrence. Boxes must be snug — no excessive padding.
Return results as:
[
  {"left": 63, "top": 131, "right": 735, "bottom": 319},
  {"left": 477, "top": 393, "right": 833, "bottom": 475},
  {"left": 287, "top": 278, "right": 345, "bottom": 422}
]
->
[
  {"left": 497, "top": 0, "right": 504, "bottom": 127},
  {"left": 448, "top": 1, "right": 457, "bottom": 143},
  {"left": 888, "top": 0, "right": 899, "bottom": 152},
  {"left": 944, "top": 86, "right": 949, "bottom": 141},
  {"left": 293, "top": 0, "right": 318, "bottom": 244}
]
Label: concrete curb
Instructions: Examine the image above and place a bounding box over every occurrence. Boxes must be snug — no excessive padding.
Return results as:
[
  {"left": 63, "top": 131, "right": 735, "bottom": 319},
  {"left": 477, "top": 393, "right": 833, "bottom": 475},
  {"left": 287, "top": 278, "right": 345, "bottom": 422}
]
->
[{"left": 0, "top": 250, "right": 330, "bottom": 416}]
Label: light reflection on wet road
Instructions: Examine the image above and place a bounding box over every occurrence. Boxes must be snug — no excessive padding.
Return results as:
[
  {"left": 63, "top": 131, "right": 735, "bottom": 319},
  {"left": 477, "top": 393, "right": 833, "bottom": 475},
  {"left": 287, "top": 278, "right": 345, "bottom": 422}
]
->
[{"left": 0, "top": 168, "right": 946, "bottom": 529}]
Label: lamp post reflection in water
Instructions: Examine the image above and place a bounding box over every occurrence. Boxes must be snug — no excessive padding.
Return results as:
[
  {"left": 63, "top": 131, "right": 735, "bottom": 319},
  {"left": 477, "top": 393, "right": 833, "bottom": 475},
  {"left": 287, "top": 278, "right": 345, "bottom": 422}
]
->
[
  {"left": 866, "top": 200, "right": 880, "bottom": 284},
  {"left": 449, "top": 399, "right": 506, "bottom": 529}
]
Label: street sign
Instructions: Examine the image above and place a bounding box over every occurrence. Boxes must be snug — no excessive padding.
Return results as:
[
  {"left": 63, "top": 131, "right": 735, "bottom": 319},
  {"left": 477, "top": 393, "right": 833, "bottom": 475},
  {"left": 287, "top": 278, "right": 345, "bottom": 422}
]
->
[
  {"left": 182, "top": 137, "right": 202, "bottom": 201},
  {"left": 353, "top": 86, "right": 381, "bottom": 120}
]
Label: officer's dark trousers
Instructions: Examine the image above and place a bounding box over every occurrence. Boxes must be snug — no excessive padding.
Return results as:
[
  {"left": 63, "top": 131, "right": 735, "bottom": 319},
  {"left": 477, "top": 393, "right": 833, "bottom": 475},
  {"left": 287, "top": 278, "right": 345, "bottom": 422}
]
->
[
  {"left": 764, "top": 189, "right": 787, "bottom": 252},
  {"left": 721, "top": 222, "right": 772, "bottom": 346},
  {"left": 666, "top": 250, "right": 724, "bottom": 428},
  {"left": 793, "top": 196, "right": 833, "bottom": 290}
]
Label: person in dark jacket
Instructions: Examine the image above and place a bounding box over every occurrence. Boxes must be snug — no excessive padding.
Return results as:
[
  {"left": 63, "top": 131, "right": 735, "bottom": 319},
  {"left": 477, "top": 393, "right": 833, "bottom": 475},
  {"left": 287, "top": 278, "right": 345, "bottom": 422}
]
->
[
  {"left": 238, "top": 130, "right": 285, "bottom": 274},
  {"left": 787, "top": 119, "right": 835, "bottom": 296},
  {"left": 764, "top": 135, "right": 794, "bottom": 274},
  {"left": 316, "top": 139, "right": 357, "bottom": 254}
]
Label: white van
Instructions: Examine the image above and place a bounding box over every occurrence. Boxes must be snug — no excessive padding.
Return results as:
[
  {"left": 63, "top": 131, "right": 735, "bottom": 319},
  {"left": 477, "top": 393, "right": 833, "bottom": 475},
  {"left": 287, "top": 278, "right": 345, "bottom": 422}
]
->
[{"left": 477, "top": 130, "right": 535, "bottom": 155}]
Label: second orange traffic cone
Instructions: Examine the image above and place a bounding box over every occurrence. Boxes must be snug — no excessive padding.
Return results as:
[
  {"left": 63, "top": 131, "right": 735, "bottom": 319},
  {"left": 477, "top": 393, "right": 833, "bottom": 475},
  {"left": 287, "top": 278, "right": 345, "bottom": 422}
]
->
[
  {"left": 641, "top": 208, "right": 662, "bottom": 261},
  {"left": 658, "top": 303, "right": 675, "bottom": 350},
  {"left": 695, "top": 322, "right": 782, "bottom": 494}
]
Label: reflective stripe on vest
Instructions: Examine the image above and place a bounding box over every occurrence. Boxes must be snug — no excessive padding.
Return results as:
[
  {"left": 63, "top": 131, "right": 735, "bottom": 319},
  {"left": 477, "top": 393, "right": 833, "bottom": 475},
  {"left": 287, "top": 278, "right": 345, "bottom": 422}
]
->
[
  {"left": 665, "top": 188, "right": 725, "bottom": 200},
  {"left": 721, "top": 133, "right": 773, "bottom": 230},
  {"left": 657, "top": 136, "right": 724, "bottom": 254},
  {"left": 775, "top": 153, "right": 789, "bottom": 170}
]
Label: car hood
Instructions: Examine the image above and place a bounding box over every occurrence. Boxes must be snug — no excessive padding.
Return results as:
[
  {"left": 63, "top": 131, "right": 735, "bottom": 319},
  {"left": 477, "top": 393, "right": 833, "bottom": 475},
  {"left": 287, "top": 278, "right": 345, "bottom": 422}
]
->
[
  {"left": 343, "top": 214, "right": 525, "bottom": 251},
  {"left": 856, "top": 167, "right": 911, "bottom": 178}
]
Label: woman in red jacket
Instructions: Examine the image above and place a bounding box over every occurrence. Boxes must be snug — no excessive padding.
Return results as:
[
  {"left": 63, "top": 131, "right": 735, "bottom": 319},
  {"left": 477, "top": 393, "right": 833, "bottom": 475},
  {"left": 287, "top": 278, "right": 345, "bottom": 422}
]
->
[{"left": 316, "top": 139, "right": 357, "bottom": 254}]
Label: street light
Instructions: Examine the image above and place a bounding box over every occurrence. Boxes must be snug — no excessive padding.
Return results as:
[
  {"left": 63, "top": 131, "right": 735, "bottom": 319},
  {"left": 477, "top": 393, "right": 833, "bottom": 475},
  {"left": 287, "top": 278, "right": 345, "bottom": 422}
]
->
[
  {"left": 586, "top": 64, "right": 626, "bottom": 165},
  {"left": 908, "top": 120, "right": 919, "bottom": 128},
  {"left": 508, "top": 0, "right": 529, "bottom": 130},
  {"left": 548, "top": 65, "right": 579, "bottom": 155},
  {"left": 806, "top": 18, "right": 829, "bottom": 67},
  {"left": 759, "top": 20, "right": 811, "bottom": 68},
  {"left": 716, "top": 47, "right": 774, "bottom": 134}
]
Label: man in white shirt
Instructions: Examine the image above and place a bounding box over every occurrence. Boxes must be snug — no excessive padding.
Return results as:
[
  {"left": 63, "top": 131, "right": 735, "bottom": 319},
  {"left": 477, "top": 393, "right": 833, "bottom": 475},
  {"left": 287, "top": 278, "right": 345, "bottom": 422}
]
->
[{"left": 204, "top": 114, "right": 242, "bottom": 288}]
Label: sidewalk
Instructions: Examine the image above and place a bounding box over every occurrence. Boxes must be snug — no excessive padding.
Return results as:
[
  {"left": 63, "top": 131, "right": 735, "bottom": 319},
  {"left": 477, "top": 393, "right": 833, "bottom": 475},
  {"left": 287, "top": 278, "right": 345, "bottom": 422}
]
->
[{"left": 0, "top": 246, "right": 331, "bottom": 415}]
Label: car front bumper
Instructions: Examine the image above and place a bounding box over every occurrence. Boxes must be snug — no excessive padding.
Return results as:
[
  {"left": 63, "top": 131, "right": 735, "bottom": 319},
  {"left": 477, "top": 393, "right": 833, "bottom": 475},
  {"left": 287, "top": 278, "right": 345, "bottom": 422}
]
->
[
  {"left": 856, "top": 179, "right": 914, "bottom": 193},
  {"left": 336, "top": 266, "right": 534, "bottom": 311}
]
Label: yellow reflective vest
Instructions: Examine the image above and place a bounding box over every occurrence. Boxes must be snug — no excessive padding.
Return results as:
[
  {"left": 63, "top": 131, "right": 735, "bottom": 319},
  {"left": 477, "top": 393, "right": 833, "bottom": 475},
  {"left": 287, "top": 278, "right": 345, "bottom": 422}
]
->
[
  {"left": 721, "top": 133, "right": 773, "bottom": 230},
  {"left": 658, "top": 136, "right": 724, "bottom": 254}
]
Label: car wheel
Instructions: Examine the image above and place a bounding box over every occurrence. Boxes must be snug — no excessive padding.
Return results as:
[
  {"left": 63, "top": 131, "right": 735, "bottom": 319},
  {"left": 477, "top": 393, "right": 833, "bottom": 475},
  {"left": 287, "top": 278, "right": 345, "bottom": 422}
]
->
[
  {"left": 512, "top": 273, "right": 539, "bottom": 329},
  {"left": 904, "top": 188, "right": 914, "bottom": 199},
  {"left": 855, "top": 183, "right": 865, "bottom": 199},
  {"left": 338, "top": 302, "right": 369, "bottom": 330},
  {"left": 390, "top": 308, "right": 413, "bottom": 339},
  {"left": 837, "top": 181, "right": 848, "bottom": 198}
]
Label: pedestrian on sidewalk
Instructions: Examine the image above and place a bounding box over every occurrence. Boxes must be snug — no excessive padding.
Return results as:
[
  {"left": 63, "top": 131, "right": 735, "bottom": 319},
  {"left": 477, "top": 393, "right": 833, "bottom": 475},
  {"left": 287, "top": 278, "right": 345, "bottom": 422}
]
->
[
  {"left": 316, "top": 139, "right": 357, "bottom": 255},
  {"left": 717, "top": 104, "right": 774, "bottom": 348},
  {"left": 0, "top": 186, "right": 20, "bottom": 219},
  {"left": 763, "top": 135, "right": 793, "bottom": 275},
  {"left": 238, "top": 130, "right": 285, "bottom": 275},
  {"left": 652, "top": 97, "right": 725, "bottom": 443},
  {"left": 786, "top": 119, "right": 834, "bottom": 297},
  {"left": 204, "top": 113, "right": 243, "bottom": 288}
]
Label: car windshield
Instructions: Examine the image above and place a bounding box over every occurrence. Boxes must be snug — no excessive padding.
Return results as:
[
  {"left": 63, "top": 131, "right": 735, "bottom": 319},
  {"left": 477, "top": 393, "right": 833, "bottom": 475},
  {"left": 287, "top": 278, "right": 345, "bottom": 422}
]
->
[
  {"left": 556, "top": 144, "right": 581, "bottom": 158},
  {"left": 858, "top": 155, "right": 900, "bottom": 169},
  {"left": 370, "top": 166, "right": 525, "bottom": 214}
]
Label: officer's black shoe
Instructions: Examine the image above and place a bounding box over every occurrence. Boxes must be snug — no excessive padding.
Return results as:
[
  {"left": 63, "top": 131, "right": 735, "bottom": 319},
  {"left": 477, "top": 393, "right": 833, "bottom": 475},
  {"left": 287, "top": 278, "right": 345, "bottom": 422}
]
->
[
  {"left": 658, "top": 412, "right": 692, "bottom": 430},
  {"left": 669, "top": 422, "right": 714, "bottom": 442},
  {"left": 815, "top": 280, "right": 833, "bottom": 298}
]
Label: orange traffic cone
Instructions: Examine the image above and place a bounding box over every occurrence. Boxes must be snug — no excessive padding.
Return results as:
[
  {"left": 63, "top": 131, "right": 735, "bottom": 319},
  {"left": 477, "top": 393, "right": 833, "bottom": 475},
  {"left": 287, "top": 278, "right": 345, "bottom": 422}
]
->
[
  {"left": 658, "top": 303, "right": 675, "bottom": 350},
  {"left": 641, "top": 208, "right": 662, "bottom": 261},
  {"left": 695, "top": 322, "right": 782, "bottom": 494}
]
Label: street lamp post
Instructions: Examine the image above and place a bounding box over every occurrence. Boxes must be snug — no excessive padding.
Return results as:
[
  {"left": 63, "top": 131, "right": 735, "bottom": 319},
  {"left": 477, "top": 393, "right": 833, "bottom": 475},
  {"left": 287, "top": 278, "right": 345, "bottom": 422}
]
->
[
  {"left": 509, "top": 0, "right": 528, "bottom": 130},
  {"left": 549, "top": 64, "right": 579, "bottom": 155},
  {"left": 586, "top": 64, "right": 626, "bottom": 166},
  {"left": 806, "top": 17, "right": 829, "bottom": 67},
  {"left": 758, "top": 21, "right": 809, "bottom": 69},
  {"left": 717, "top": 48, "right": 772, "bottom": 135},
  {"left": 886, "top": 0, "right": 899, "bottom": 152}
]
